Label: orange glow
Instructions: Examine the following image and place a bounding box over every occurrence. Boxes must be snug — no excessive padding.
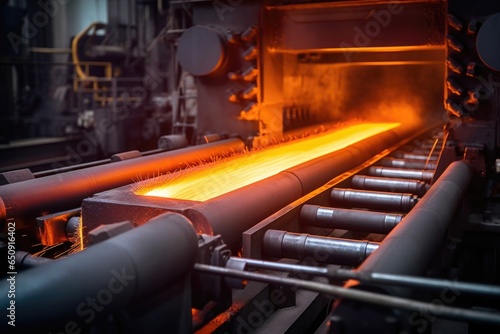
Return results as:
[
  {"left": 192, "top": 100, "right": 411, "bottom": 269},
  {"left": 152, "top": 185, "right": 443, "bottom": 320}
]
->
[{"left": 141, "top": 123, "right": 399, "bottom": 201}]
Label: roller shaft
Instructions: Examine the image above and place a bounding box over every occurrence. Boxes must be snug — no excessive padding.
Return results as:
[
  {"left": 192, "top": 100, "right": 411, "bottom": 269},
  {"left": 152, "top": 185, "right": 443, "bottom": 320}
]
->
[
  {"left": 369, "top": 166, "right": 434, "bottom": 182},
  {"left": 331, "top": 188, "right": 418, "bottom": 212},
  {"left": 392, "top": 152, "right": 438, "bottom": 161},
  {"left": 351, "top": 175, "right": 429, "bottom": 196},
  {"left": 263, "top": 229, "right": 379, "bottom": 266},
  {"left": 300, "top": 204, "right": 402, "bottom": 234},
  {"left": 378, "top": 158, "right": 436, "bottom": 170}
]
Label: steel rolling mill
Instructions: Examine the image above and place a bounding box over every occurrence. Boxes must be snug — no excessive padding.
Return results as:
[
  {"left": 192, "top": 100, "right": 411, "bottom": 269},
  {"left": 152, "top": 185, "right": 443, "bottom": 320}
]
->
[{"left": 2, "top": 0, "right": 500, "bottom": 333}]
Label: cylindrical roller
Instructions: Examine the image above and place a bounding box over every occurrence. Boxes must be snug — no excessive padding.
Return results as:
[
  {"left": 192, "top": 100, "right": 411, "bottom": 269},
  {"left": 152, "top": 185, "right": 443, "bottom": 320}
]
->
[
  {"left": 157, "top": 134, "right": 188, "bottom": 150},
  {"left": 263, "top": 229, "right": 379, "bottom": 266},
  {"left": 392, "top": 152, "right": 438, "bottom": 161},
  {"left": 352, "top": 175, "right": 429, "bottom": 196},
  {"left": 369, "top": 166, "right": 434, "bottom": 183},
  {"left": 331, "top": 188, "right": 418, "bottom": 213},
  {"left": 300, "top": 205, "right": 402, "bottom": 234},
  {"left": 0, "top": 138, "right": 245, "bottom": 229},
  {"left": 0, "top": 212, "right": 198, "bottom": 333},
  {"left": 378, "top": 158, "right": 436, "bottom": 170},
  {"left": 65, "top": 216, "right": 81, "bottom": 243}
]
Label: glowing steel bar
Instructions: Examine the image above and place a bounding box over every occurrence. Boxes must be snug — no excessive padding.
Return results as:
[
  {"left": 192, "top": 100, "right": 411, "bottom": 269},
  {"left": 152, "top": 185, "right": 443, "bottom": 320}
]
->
[
  {"left": 0, "top": 138, "right": 244, "bottom": 229},
  {"left": 143, "top": 123, "right": 400, "bottom": 201}
]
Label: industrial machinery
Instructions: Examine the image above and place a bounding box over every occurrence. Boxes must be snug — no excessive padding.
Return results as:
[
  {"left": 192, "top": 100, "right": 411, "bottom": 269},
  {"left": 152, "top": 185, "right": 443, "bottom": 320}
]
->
[{"left": 1, "top": 0, "right": 500, "bottom": 333}]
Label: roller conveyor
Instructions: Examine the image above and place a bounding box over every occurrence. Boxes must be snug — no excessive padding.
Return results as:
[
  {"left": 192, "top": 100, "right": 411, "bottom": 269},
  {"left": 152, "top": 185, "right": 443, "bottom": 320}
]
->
[
  {"left": 3, "top": 0, "right": 500, "bottom": 332},
  {"left": 3, "top": 123, "right": 499, "bottom": 334}
]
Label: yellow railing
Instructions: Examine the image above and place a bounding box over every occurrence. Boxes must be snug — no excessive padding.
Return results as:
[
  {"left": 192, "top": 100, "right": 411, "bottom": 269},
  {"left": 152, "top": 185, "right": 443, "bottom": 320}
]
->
[{"left": 71, "top": 22, "right": 140, "bottom": 106}]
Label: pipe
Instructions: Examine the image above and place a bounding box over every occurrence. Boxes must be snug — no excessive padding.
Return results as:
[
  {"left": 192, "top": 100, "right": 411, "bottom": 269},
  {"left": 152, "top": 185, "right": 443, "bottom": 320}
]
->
[
  {"left": 226, "top": 258, "right": 500, "bottom": 298},
  {"left": 193, "top": 264, "right": 500, "bottom": 326},
  {"left": 365, "top": 272, "right": 500, "bottom": 298},
  {"left": 184, "top": 123, "right": 432, "bottom": 251},
  {"left": 71, "top": 22, "right": 107, "bottom": 80},
  {"left": 351, "top": 175, "right": 429, "bottom": 196},
  {"left": 300, "top": 205, "right": 402, "bottom": 234},
  {"left": 0, "top": 212, "right": 198, "bottom": 333},
  {"left": 330, "top": 188, "right": 418, "bottom": 213},
  {"left": 263, "top": 229, "right": 379, "bottom": 266},
  {"left": 0, "top": 138, "right": 244, "bottom": 229}
]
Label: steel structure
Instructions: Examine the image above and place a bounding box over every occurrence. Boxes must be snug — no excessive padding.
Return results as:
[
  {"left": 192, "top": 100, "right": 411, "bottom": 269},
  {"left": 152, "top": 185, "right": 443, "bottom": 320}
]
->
[{"left": 1, "top": 1, "right": 500, "bottom": 333}]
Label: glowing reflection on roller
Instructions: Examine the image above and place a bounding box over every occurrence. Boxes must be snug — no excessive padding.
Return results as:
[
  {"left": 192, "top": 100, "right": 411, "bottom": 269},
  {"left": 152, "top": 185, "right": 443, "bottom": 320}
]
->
[{"left": 142, "top": 123, "right": 400, "bottom": 201}]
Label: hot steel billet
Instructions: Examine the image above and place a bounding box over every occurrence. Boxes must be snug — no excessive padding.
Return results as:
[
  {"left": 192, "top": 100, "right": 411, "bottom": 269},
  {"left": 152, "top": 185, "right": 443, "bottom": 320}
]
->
[
  {"left": 351, "top": 175, "right": 429, "bottom": 196},
  {"left": 300, "top": 204, "right": 402, "bottom": 234},
  {"left": 184, "top": 123, "right": 431, "bottom": 251},
  {"left": 262, "top": 229, "right": 379, "bottom": 266},
  {"left": 353, "top": 160, "right": 473, "bottom": 280},
  {"left": 392, "top": 152, "right": 438, "bottom": 161},
  {"left": 330, "top": 188, "right": 418, "bottom": 213},
  {"left": 0, "top": 212, "right": 198, "bottom": 333},
  {"left": 193, "top": 264, "right": 500, "bottom": 326},
  {"left": 0, "top": 138, "right": 245, "bottom": 229},
  {"left": 369, "top": 166, "right": 434, "bottom": 183},
  {"left": 378, "top": 157, "right": 436, "bottom": 170}
]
